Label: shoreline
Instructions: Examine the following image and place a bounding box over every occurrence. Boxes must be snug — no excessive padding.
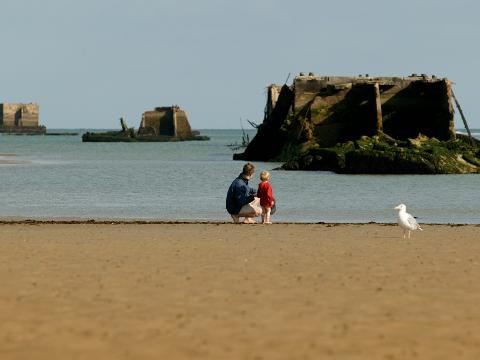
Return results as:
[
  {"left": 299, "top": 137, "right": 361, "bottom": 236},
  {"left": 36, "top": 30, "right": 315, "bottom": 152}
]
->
[{"left": 0, "top": 218, "right": 479, "bottom": 225}]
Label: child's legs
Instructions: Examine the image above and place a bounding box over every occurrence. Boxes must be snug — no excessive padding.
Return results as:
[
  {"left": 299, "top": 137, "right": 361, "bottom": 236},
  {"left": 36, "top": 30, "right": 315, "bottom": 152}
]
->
[
  {"left": 262, "top": 207, "right": 271, "bottom": 223},
  {"left": 265, "top": 207, "right": 271, "bottom": 223}
]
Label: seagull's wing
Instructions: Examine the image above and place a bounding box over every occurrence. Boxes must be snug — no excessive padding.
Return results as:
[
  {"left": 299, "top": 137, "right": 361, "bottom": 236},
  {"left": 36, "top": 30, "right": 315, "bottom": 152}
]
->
[{"left": 406, "top": 214, "right": 419, "bottom": 229}]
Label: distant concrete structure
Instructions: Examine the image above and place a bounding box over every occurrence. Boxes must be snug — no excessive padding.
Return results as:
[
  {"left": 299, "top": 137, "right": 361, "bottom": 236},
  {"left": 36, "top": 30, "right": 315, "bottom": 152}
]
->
[
  {"left": 82, "top": 105, "right": 209, "bottom": 142},
  {"left": 138, "top": 106, "right": 193, "bottom": 137},
  {"left": 0, "top": 103, "right": 45, "bottom": 134}
]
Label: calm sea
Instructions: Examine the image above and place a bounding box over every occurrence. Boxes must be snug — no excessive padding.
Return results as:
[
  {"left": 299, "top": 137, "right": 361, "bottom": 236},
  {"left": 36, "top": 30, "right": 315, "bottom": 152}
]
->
[{"left": 0, "top": 129, "right": 479, "bottom": 223}]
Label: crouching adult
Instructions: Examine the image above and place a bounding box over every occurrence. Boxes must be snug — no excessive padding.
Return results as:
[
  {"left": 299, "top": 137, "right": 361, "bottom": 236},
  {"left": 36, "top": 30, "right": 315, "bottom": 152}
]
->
[{"left": 226, "top": 163, "right": 262, "bottom": 223}]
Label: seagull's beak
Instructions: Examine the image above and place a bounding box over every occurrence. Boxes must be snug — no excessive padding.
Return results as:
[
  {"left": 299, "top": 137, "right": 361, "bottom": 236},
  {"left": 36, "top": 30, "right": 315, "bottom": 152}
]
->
[{"left": 394, "top": 205, "right": 401, "bottom": 210}]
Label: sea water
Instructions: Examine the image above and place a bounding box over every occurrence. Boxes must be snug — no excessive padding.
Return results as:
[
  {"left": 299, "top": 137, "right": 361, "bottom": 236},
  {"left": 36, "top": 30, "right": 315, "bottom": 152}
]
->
[{"left": 0, "top": 129, "right": 479, "bottom": 223}]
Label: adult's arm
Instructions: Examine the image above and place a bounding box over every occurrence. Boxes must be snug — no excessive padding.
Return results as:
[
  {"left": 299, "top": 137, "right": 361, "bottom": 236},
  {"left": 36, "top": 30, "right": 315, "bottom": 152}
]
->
[{"left": 235, "top": 182, "right": 255, "bottom": 207}]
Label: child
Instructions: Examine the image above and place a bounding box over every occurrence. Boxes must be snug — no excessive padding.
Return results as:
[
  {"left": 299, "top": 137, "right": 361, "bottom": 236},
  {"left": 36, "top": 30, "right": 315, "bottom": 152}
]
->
[{"left": 257, "top": 170, "right": 275, "bottom": 224}]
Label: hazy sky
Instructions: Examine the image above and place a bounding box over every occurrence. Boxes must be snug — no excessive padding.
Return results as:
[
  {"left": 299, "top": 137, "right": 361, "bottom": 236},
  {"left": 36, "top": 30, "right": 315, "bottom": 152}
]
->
[{"left": 1, "top": 0, "right": 478, "bottom": 129}]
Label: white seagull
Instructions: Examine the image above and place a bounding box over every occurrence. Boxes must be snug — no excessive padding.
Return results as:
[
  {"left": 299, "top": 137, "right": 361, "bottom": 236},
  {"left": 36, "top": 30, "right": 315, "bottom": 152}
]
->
[{"left": 394, "top": 204, "right": 423, "bottom": 239}]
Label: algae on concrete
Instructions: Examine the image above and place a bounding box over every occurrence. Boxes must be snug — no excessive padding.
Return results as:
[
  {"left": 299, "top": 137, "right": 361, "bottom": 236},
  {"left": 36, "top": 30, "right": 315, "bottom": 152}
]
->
[{"left": 282, "top": 134, "right": 480, "bottom": 174}]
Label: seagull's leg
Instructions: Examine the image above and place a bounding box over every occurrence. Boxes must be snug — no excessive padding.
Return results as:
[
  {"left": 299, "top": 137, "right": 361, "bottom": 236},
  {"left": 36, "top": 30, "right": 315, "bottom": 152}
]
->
[
  {"left": 408, "top": 230, "right": 411, "bottom": 239},
  {"left": 403, "top": 229, "right": 406, "bottom": 239}
]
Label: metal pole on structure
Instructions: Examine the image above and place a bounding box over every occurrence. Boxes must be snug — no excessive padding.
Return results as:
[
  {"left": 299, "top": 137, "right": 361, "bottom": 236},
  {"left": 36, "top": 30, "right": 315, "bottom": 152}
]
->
[
  {"left": 373, "top": 82, "right": 383, "bottom": 134},
  {"left": 452, "top": 90, "right": 475, "bottom": 147}
]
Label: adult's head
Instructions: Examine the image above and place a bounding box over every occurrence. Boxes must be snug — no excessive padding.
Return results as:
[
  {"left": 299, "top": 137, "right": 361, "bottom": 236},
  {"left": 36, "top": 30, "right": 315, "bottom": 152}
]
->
[{"left": 242, "top": 163, "right": 255, "bottom": 180}]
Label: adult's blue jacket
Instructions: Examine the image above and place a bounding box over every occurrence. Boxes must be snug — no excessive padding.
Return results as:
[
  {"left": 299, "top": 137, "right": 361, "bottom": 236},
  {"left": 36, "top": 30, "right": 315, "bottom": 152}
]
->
[{"left": 226, "top": 174, "right": 256, "bottom": 215}]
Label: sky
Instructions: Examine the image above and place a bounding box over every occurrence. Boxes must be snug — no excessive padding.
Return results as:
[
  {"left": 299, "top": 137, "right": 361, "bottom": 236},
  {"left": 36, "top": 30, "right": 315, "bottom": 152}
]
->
[{"left": 0, "top": 0, "right": 478, "bottom": 129}]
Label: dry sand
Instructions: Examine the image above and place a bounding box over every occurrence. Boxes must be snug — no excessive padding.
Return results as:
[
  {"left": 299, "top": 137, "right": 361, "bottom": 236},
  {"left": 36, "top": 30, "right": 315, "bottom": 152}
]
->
[{"left": 1, "top": 223, "right": 479, "bottom": 360}]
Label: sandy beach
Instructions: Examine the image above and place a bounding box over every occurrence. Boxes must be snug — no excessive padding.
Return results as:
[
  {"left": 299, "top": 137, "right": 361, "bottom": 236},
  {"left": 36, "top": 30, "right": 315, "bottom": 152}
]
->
[{"left": 1, "top": 222, "right": 479, "bottom": 359}]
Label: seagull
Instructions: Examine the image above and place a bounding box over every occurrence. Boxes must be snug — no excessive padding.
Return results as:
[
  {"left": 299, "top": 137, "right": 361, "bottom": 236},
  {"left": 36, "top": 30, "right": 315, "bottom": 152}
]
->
[{"left": 394, "top": 204, "right": 423, "bottom": 239}]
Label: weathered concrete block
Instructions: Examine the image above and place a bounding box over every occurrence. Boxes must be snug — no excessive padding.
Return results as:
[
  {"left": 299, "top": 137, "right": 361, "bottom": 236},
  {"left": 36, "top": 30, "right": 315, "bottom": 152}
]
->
[
  {"left": 0, "top": 103, "right": 43, "bottom": 133},
  {"left": 234, "top": 73, "right": 462, "bottom": 173}
]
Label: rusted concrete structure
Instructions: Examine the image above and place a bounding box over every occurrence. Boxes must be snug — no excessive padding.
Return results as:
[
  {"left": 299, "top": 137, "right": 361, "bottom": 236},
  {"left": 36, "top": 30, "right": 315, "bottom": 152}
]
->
[
  {"left": 0, "top": 103, "right": 46, "bottom": 134},
  {"left": 82, "top": 105, "right": 208, "bottom": 142},
  {"left": 290, "top": 74, "right": 454, "bottom": 145},
  {"left": 138, "top": 106, "right": 193, "bottom": 137},
  {"left": 236, "top": 74, "right": 455, "bottom": 162}
]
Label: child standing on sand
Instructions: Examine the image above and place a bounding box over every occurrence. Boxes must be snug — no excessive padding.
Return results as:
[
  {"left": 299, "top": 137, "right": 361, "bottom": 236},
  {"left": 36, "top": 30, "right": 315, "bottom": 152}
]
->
[{"left": 257, "top": 171, "right": 275, "bottom": 224}]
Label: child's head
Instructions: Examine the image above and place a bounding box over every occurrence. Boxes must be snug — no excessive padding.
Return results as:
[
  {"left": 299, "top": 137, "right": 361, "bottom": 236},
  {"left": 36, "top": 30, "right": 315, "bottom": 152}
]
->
[{"left": 260, "top": 170, "right": 270, "bottom": 182}]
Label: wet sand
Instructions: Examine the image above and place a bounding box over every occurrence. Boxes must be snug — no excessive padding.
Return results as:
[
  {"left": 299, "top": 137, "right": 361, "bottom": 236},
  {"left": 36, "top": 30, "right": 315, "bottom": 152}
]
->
[
  {"left": 1, "top": 223, "right": 479, "bottom": 359},
  {"left": 0, "top": 160, "right": 30, "bottom": 165},
  {"left": 0, "top": 153, "right": 30, "bottom": 165}
]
